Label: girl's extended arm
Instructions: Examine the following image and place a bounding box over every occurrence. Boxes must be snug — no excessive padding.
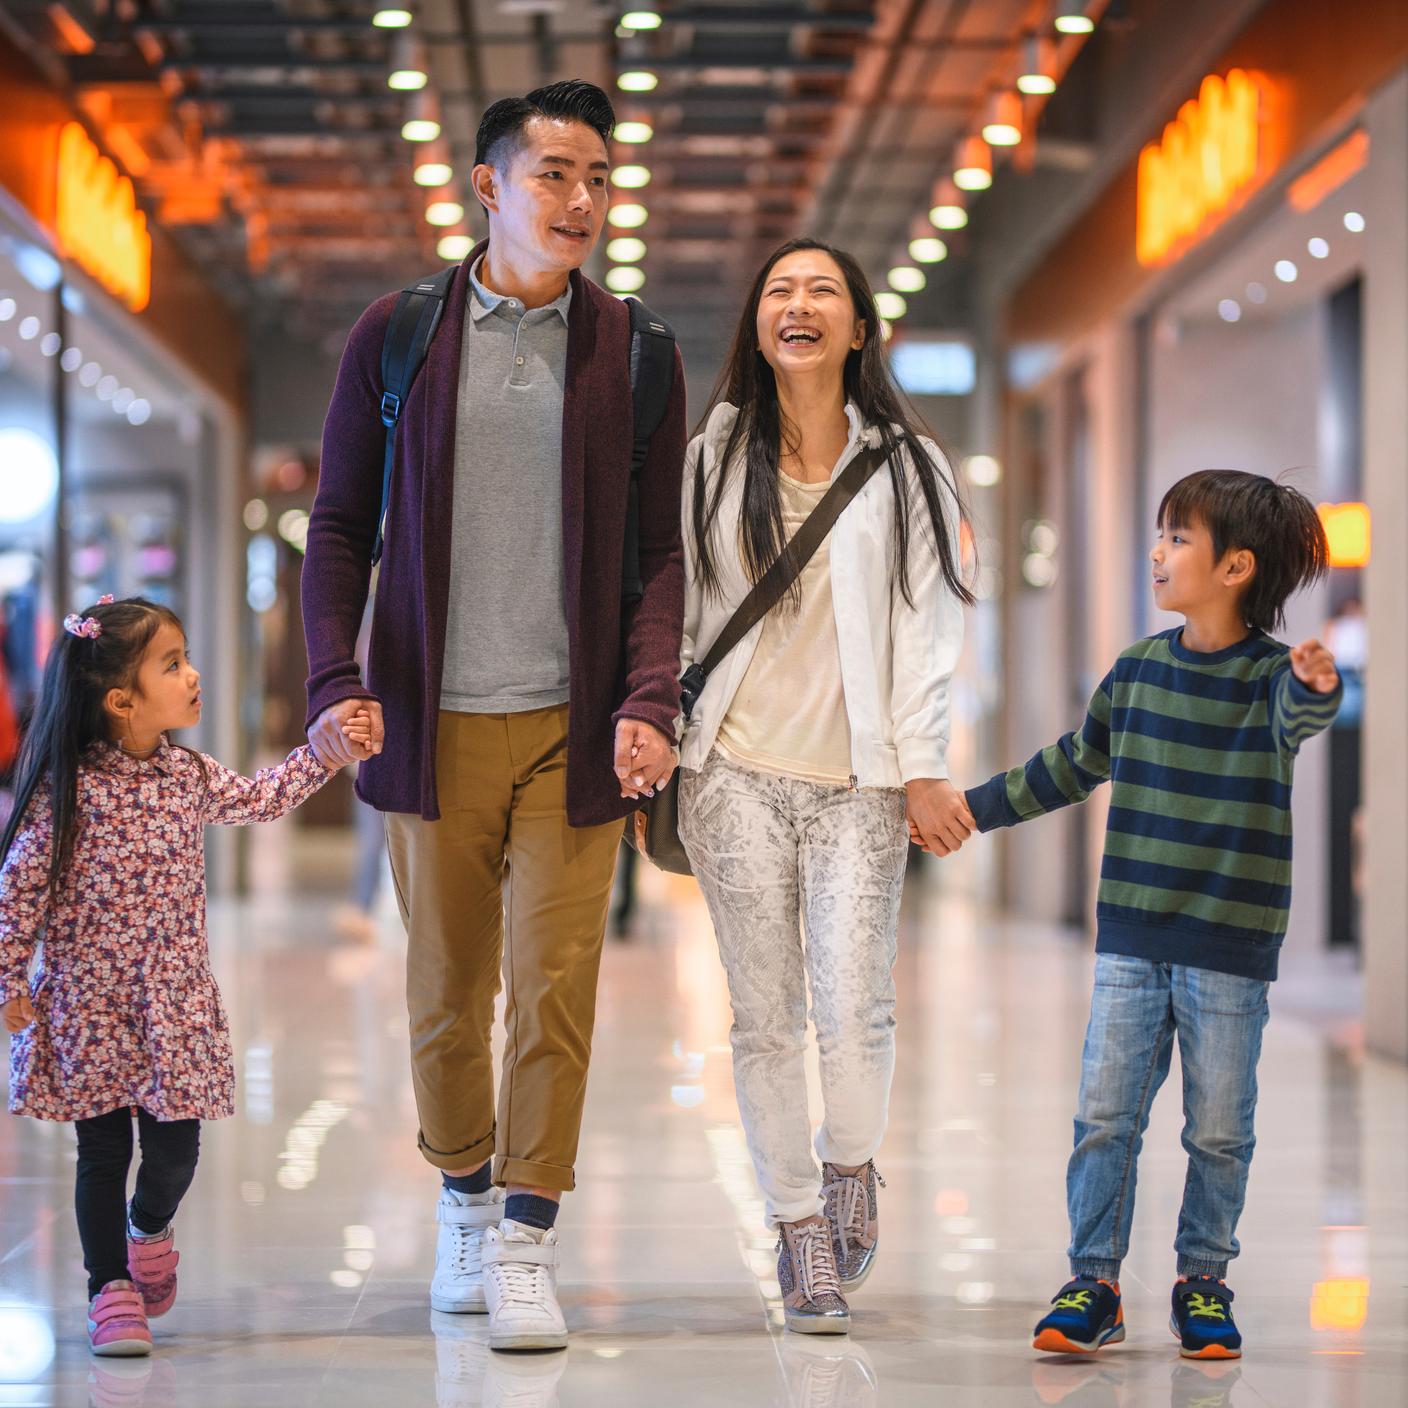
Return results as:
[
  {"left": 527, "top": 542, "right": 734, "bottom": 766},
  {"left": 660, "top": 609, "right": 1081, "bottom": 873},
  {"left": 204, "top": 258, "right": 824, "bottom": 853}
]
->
[
  {"left": 201, "top": 744, "right": 335, "bottom": 826},
  {"left": 0, "top": 788, "right": 53, "bottom": 1007}
]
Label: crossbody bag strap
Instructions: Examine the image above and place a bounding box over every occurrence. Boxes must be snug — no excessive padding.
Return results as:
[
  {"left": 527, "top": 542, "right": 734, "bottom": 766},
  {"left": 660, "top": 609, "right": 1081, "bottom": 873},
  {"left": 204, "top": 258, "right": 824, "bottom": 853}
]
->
[{"left": 697, "top": 443, "right": 888, "bottom": 678}]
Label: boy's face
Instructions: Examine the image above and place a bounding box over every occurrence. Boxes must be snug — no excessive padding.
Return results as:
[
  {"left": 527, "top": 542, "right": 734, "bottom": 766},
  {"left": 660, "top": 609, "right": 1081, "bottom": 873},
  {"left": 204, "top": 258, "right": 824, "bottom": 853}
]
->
[{"left": 1150, "top": 515, "right": 1254, "bottom": 619}]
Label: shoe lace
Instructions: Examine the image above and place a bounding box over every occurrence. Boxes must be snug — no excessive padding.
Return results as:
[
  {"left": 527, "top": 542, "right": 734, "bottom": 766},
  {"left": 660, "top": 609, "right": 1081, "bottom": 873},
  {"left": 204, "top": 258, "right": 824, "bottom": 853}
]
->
[
  {"left": 828, "top": 1163, "right": 882, "bottom": 1261},
  {"left": 492, "top": 1253, "right": 550, "bottom": 1306},
  {"left": 792, "top": 1222, "right": 842, "bottom": 1303},
  {"left": 446, "top": 1219, "right": 482, "bottom": 1273},
  {"left": 1054, "top": 1289, "right": 1094, "bottom": 1311},
  {"left": 1184, "top": 1290, "right": 1229, "bottom": 1321}
]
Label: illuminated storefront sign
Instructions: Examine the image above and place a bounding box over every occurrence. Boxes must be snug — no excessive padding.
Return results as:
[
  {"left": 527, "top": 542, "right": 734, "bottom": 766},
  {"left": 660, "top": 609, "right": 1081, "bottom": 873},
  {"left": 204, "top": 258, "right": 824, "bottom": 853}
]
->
[
  {"left": 1136, "top": 69, "right": 1267, "bottom": 268},
  {"left": 1318, "top": 502, "right": 1371, "bottom": 568},
  {"left": 54, "top": 121, "right": 151, "bottom": 312}
]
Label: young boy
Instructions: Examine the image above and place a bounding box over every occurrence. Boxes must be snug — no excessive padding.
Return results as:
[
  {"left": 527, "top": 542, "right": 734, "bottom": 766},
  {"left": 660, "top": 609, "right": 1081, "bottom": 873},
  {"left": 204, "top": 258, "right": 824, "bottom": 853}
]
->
[{"left": 961, "top": 470, "right": 1342, "bottom": 1360}]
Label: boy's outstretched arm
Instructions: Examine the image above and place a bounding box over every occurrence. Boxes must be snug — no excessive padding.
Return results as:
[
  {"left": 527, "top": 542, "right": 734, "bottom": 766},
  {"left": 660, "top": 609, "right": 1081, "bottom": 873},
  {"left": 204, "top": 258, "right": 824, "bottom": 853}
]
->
[
  {"left": 964, "top": 672, "right": 1115, "bottom": 832},
  {"left": 1270, "top": 638, "right": 1342, "bottom": 756}
]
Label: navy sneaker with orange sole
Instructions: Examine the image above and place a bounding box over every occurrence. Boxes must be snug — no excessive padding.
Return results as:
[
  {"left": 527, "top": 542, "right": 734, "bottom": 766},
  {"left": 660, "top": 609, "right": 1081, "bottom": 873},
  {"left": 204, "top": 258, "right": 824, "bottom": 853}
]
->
[
  {"left": 1170, "top": 1277, "right": 1242, "bottom": 1359},
  {"left": 1032, "top": 1277, "right": 1125, "bottom": 1354}
]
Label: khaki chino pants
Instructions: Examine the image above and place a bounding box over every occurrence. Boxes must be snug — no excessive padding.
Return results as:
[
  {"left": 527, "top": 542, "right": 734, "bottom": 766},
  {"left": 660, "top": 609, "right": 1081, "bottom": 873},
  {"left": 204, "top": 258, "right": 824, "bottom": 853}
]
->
[{"left": 385, "top": 706, "right": 623, "bottom": 1190}]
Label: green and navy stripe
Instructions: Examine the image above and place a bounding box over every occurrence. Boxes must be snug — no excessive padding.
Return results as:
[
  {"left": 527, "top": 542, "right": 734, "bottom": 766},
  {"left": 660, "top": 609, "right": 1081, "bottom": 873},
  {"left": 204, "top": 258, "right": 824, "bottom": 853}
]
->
[{"left": 966, "top": 629, "right": 1342, "bottom": 981}]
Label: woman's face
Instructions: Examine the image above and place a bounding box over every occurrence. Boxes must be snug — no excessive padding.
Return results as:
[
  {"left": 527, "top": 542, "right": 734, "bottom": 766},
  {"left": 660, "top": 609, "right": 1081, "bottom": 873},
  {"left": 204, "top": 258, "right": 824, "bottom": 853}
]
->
[{"left": 755, "top": 249, "right": 865, "bottom": 386}]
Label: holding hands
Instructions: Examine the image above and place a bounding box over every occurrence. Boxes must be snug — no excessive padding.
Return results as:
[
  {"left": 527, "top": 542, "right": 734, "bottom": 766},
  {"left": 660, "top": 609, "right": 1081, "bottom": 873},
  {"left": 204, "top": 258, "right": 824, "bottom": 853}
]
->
[
  {"left": 2, "top": 991, "right": 34, "bottom": 1033},
  {"left": 1289, "top": 637, "right": 1340, "bottom": 694},
  {"left": 614, "top": 719, "right": 676, "bottom": 800},
  {"left": 309, "top": 698, "right": 383, "bottom": 770},
  {"left": 906, "top": 778, "right": 976, "bottom": 857}
]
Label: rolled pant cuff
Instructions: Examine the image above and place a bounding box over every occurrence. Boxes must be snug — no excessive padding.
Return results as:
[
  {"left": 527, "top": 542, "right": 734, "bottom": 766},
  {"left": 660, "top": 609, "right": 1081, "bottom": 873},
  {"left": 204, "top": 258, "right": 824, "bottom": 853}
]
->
[
  {"left": 1176, "top": 1259, "right": 1230, "bottom": 1280},
  {"left": 1070, "top": 1259, "right": 1122, "bottom": 1282},
  {"left": 494, "top": 1155, "right": 575, "bottom": 1193},
  {"left": 418, "top": 1129, "right": 496, "bottom": 1173}
]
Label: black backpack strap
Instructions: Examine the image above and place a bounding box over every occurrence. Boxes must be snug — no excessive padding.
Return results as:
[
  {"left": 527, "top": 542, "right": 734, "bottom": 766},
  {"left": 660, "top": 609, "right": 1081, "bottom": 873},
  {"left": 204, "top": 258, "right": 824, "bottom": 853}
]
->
[
  {"left": 372, "top": 266, "right": 457, "bottom": 564},
  {"left": 623, "top": 296, "right": 677, "bottom": 605}
]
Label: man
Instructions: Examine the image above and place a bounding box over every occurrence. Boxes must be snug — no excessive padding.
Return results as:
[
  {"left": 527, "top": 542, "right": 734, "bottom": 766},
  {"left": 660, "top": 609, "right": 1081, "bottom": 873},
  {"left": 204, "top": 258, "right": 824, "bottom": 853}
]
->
[{"left": 302, "top": 80, "right": 685, "bottom": 1351}]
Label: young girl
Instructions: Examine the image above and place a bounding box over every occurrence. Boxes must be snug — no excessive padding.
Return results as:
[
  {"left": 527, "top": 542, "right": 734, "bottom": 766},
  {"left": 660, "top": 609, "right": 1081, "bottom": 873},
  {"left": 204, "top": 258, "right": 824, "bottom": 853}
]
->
[
  {"left": 0, "top": 595, "right": 371, "bottom": 1356},
  {"left": 677, "top": 240, "right": 974, "bottom": 1333}
]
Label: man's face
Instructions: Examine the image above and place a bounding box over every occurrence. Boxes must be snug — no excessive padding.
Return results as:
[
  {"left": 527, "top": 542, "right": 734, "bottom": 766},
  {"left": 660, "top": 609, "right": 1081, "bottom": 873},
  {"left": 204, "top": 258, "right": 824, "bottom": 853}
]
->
[{"left": 473, "top": 116, "right": 610, "bottom": 273}]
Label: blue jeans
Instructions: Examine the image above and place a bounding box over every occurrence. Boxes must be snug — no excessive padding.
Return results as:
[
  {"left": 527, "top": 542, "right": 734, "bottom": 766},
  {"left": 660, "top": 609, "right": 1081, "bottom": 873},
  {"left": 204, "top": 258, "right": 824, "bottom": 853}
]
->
[{"left": 1067, "top": 953, "right": 1270, "bottom": 1281}]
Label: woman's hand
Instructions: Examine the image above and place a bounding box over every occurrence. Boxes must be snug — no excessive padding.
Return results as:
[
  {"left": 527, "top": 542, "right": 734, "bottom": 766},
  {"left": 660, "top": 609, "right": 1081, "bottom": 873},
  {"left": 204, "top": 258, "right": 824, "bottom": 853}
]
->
[
  {"left": 614, "top": 720, "right": 677, "bottom": 800},
  {"left": 2, "top": 993, "right": 35, "bottom": 1033},
  {"left": 905, "top": 778, "right": 975, "bottom": 857}
]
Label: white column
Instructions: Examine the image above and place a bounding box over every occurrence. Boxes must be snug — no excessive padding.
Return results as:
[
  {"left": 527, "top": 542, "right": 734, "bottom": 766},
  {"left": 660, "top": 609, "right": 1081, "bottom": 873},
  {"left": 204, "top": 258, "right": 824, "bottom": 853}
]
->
[{"left": 1362, "top": 67, "right": 1408, "bottom": 1061}]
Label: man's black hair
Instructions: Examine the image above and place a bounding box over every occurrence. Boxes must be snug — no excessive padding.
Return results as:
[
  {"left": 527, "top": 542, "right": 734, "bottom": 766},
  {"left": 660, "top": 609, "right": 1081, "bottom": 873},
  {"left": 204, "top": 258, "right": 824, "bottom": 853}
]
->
[
  {"left": 474, "top": 79, "right": 616, "bottom": 172},
  {"left": 1157, "top": 469, "right": 1329, "bottom": 633}
]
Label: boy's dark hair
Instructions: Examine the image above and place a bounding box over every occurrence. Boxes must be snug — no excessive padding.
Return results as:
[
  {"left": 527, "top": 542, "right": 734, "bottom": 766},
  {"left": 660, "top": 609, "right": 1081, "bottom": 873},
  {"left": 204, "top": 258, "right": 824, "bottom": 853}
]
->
[
  {"left": 0, "top": 596, "right": 197, "bottom": 898},
  {"left": 474, "top": 79, "right": 616, "bottom": 172},
  {"left": 1157, "top": 470, "right": 1329, "bottom": 633}
]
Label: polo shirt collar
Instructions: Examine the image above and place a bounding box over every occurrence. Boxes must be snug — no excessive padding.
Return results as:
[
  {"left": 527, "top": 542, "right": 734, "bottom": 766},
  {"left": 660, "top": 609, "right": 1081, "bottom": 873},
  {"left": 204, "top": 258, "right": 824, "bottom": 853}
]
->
[{"left": 468, "top": 254, "right": 572, "bottom": 325}]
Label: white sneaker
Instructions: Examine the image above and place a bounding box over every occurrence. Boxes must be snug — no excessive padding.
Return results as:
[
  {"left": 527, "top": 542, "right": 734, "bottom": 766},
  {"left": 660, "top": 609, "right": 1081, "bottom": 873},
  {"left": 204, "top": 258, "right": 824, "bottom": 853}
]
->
[
  {"left": 431, "top": 1187, "right": 504, "bottom": 1314},
  {"left": 482, "top": 1220, "right": 568, "bottom": 1351}
]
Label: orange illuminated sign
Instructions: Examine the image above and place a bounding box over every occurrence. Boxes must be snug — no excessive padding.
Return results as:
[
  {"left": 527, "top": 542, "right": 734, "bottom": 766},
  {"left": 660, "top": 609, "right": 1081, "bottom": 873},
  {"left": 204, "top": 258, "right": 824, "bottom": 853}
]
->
[
  {"left": 1136, "top": 69, "right": 1266, "bottom": 267},
  {"left": 1318, "top": 502, "right": 1371, "bottom": 568},
  {"left": 55, "top": 121, "right": 151, "bottom": 312}
]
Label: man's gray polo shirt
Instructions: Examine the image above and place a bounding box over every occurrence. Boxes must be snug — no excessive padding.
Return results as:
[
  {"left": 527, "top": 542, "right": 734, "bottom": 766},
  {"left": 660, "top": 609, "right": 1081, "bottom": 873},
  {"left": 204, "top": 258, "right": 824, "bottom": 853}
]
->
[{"left": 440, "top": 256, "right": 572, "bottom": 714}]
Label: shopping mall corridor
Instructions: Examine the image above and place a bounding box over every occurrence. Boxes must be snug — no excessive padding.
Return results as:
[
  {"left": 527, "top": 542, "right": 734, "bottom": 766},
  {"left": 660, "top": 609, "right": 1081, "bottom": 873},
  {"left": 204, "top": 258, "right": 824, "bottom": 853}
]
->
[{"left": 1, "top": 833, "right": 1404, "bottom": 1408}]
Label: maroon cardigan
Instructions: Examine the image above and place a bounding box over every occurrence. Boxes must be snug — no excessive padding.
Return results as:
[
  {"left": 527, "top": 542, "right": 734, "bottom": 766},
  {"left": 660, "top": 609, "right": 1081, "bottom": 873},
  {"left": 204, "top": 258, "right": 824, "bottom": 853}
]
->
[{"left": 302, "top": 241, "right": 686, "bottom": 825}]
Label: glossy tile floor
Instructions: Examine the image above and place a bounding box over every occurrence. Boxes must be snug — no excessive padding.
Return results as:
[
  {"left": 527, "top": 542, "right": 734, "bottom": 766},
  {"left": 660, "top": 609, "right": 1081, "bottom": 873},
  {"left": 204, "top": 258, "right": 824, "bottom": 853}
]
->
[{"left": 1, "top": 831, "right": 1405, "bottom": 1407}]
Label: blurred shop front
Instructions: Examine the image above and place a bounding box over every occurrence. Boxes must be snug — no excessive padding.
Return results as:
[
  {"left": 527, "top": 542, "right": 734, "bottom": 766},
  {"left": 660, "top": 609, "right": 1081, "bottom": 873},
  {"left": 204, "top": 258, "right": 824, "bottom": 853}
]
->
[
  {"left": 994, "top": 0, "right": 1408, "bottom": 1057},
  {"left": 0, "top": 30, "right": 247, "bottom": 882}
]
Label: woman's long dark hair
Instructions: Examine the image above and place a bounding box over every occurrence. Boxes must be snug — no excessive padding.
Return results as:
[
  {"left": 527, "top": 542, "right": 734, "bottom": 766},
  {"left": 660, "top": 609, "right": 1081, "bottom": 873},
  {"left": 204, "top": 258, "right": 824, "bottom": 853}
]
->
[
  {"left": 0, "top": 597, "right": 186, "bottom": 898},
  {"left": 692, "top": 237, "right": 975, "bottom": 610}
]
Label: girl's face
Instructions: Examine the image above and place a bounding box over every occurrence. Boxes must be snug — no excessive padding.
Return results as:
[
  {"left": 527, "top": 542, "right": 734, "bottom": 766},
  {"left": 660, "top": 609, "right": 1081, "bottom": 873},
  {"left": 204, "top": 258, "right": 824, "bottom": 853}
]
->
[
  {"left": 109, "top": 620, "right": 202, "bottom": 743},
  {"left": 755, "top": 250, "right": 866, "bottom": 386}
]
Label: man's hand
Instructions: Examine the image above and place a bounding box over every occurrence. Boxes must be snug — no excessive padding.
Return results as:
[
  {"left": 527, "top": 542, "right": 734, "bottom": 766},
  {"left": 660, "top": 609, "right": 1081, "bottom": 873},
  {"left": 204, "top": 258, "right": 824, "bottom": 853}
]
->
[
  {"left": 1290, "top": 638, "right": 1340, "bottom": 695},
  {"left": 309, "top": 698, "right": 383, "bottom": 770},
  {"left": 906, "top": 778, "right": 975, "bottom": 857},
  {"left": 614, "top": 719, "right": 676, "bottom": 800},
  {"left": 2, "top": 993, "right": 34, "bottom": 1034}
]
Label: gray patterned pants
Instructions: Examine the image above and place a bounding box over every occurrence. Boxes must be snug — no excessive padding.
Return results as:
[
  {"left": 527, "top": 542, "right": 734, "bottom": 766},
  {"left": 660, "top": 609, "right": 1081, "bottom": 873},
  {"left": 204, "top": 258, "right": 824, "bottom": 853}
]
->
[{"left": 679, "top": 750, "right": 909, "bottom": 1226}]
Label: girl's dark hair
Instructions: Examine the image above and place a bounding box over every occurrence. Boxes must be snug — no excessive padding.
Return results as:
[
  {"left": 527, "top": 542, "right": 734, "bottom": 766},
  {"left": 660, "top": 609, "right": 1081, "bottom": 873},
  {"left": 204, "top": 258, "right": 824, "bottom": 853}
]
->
[
  {"left": 0, "top": 597, "right": 187, "bottom": 898},
  {"left": 474, "top": 79, "right": 616, "bottom": 170},
  {"left": 692, "top": 238, "right": 974, "bottom": 611},
  {"left": 1157, "top": 470, "right": 1330, "bottom": 632}
]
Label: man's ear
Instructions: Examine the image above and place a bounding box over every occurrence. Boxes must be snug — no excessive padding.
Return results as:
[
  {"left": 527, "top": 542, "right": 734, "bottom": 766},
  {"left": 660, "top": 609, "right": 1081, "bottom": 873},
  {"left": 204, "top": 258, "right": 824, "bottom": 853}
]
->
[{"left": 470, "top": 162, "right": 499, "bottom": 216}]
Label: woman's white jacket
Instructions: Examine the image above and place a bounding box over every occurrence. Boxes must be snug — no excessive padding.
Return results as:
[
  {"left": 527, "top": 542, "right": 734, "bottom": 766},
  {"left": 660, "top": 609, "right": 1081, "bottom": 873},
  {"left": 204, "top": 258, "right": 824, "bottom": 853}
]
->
[{"left": 679, "top": 401, "right": 966, "bottom": 788}]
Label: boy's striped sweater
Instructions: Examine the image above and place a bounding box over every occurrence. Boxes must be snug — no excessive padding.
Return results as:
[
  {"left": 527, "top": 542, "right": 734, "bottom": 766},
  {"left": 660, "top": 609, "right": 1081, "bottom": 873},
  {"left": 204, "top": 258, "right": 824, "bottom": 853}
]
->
[{"left": 965, "top": 628, "right": 1342, "bottom": 981}]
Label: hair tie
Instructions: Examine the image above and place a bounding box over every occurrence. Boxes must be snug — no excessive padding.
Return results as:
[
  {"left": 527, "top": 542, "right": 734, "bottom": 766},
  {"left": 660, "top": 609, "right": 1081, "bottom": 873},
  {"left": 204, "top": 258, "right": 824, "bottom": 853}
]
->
[{"left": 63, "top": 595, "right": 114, "bottom": 640}]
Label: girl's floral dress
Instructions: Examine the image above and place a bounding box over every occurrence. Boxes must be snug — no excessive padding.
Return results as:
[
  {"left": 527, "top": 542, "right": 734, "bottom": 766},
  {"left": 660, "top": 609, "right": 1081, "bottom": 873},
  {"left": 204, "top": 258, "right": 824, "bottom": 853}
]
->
[{"left": 0, "top": 739, "right": 331, "bottom": 1123}]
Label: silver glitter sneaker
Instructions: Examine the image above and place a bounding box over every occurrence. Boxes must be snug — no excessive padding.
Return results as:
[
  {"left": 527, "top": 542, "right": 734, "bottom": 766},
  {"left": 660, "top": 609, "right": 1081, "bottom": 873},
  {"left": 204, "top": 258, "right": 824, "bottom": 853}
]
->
[
  {"left": 777, "top": 1220, "right": 850, "bottom": 1334},
  {"left": 822, "top": 1161, "right": 883, "bottom": 1290}
]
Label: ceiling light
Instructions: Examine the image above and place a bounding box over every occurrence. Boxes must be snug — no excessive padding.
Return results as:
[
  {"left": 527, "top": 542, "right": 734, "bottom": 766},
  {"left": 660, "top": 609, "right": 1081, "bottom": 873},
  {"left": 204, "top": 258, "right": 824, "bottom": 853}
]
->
[
  {"left": 402, "top": 119, "right": 440, "bottom": 142},
  {"left": 618, "top": 71, "right": 659, "bottom": 93},
  {"left": 888, "top": 266, "right": 926, "bottom": 294},
  {"left": 608, "top": 203, "right": 648, "bottom": 228},
  {"left": 1343, "top": 211, "right": 1365, "bottom": 232},
  {"left": 1018, "top": 35, "right": 1057, "bottom": 94},
  {"left": 982, "top": 92, "right": 1023, "bottom": 147},
  {"left": 964, "top": 454, "right": 1002, "bottom": 487},
  {"left": 401, "top": 89, "right": 439, "bottom": 142},
  {"left": 0, "top": 298, "right": 14, "bottom": 321},
  {"left": 425, "top": 201, "right": 464, "bottom": 226},
  {"left": 613, "top": 165, "right": 651, "bottom": 188},
  {"left": 437, "top": 234, "right": 473, "bottom": 261},
  {"left": 909, "top": 237, "right": 948, "bottom": 263},
  {"left": 18, "top": 316, "right": 39, "bottom": 340},
  {"left": 1054, "top": 6, "right": 1095, "bottom": 34},
  {"left": 929, "top": 204, "right": 968, "bottom": 230},
  {"left": 606, "top": 266, "right": 646, "bottom": 293},
  {"left": 1275, "top": 259, "right": 1298, "bottom": 283},
  {"left": 1018, "top": 72, "right": 1057, "bottom": 95},
  {"left": 1246, "top": 281, "right": 1268, "bottom": 304},
  {"left": 1308, "top": 237, "right": 1330, "bottom": 259},
  {"left": 607, "top": 237, "right": 647, "bottom": 262},
  {"left": 614, "top": 121, "right": 654, "bottom": 145},
  {"left": 1218, "top": 299, "right": 1242, "bottom": 322},
  {"left": 953, "top": 137, "right": 993, "bottom": 192},
  {"left": 413, "top": 161, "right": 452, "bottom": 186},
  {"left": 39, "top": 332, "right": 61, "bottom": 356},
  {"left": 0, "top": 428, "right": 59, "bottom": 524},
  {"left": 621, "top": 9, "right": 662, "bottom": 29},
  {"left": 389, "top": 69, "right": 427, "bottom": 90},
  {"left": 874, "top": 291, "right": 907, "bottom": 321},
  {"left": 79, "top": 361, "right": 101, "bottom": 386},
  {"left": 372, "top": 9, "right": 413, "bottom": 27},
  {"left": 60, "top": 346, "right": 83, "bottom": 372}
]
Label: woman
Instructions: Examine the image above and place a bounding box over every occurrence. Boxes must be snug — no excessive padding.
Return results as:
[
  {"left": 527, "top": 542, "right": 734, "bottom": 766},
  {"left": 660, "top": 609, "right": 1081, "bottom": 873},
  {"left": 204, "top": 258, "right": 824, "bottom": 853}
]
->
[{"left": 677, "top": 239, "right": 975, "bottom": 1334}]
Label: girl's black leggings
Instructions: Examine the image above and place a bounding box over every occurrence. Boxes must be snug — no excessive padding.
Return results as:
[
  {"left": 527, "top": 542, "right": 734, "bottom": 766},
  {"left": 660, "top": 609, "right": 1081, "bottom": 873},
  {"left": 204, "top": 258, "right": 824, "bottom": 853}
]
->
[{"left": 74, "top": 1107, "right": 201, "bottom": 1298}]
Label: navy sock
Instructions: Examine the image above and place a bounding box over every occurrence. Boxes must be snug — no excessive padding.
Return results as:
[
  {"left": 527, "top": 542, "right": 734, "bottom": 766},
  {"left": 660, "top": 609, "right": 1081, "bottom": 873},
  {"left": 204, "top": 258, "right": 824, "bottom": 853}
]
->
[
  {"left": 503, "top": 1193, "right": 559, "bottom": 1231},
  {"left": 442, "top": 1164, "right": 493, "bottom": 1197}
]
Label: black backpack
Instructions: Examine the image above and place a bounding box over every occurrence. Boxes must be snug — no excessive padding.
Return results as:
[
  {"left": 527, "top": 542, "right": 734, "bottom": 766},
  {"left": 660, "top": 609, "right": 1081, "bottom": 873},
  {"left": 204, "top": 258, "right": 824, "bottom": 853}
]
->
[{"left": 372, "top": 268, "right": 676, "bottom": 606}]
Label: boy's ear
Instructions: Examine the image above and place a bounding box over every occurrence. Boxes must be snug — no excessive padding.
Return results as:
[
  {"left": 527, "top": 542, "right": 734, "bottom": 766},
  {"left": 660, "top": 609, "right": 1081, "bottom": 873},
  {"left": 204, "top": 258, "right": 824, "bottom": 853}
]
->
[{"left": 1223, "top": 547, "right": 1256, "bottom": 587}]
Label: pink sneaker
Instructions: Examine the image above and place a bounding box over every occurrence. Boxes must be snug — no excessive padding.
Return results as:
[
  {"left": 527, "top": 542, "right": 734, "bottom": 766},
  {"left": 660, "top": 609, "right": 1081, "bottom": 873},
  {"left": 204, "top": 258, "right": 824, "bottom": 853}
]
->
[
  {"left": 127, "top": 1224, "right": 179, "bottom": 1317},
  {"left": 87, "top": 1280, "right": 152, "bottom": 1357}
]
